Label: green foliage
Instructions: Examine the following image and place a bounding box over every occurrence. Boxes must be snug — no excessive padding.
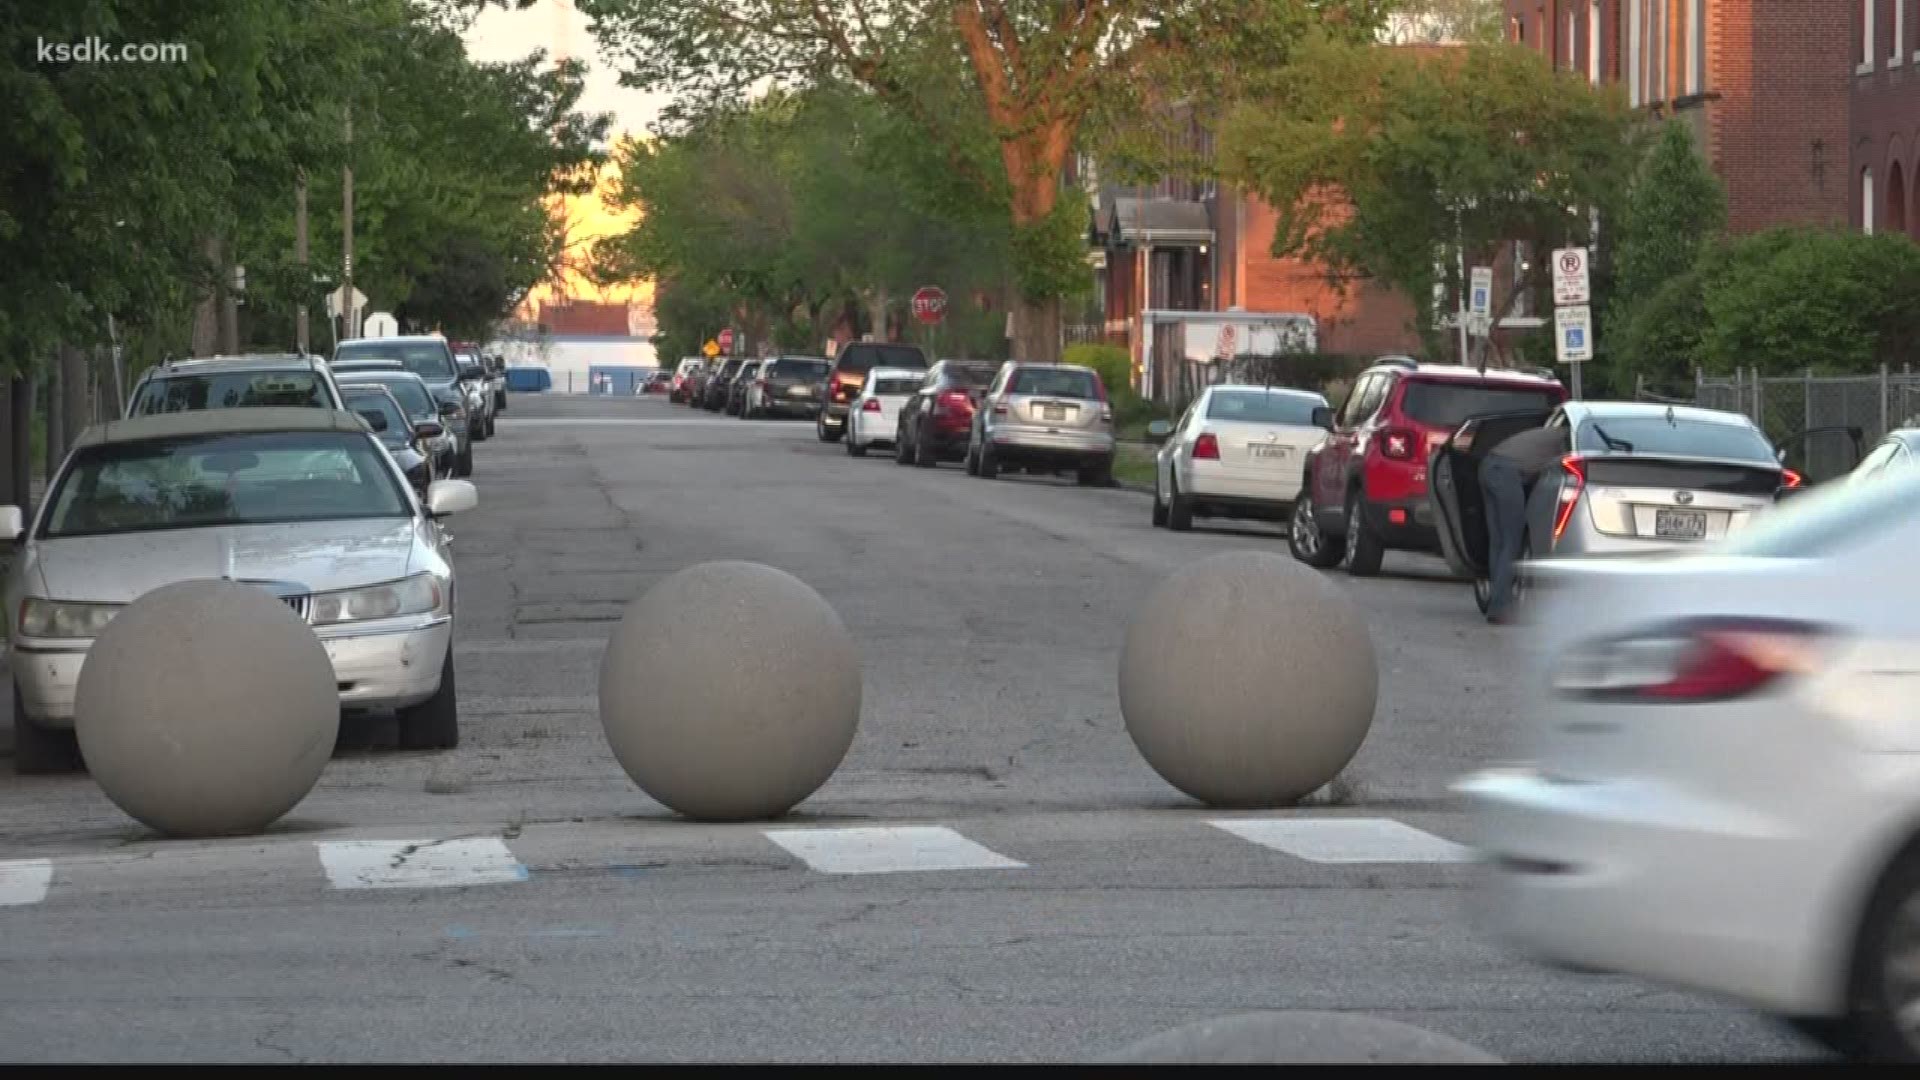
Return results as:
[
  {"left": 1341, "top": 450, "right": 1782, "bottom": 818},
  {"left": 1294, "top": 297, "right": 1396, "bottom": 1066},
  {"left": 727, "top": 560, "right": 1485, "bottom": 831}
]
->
[
  {"left": 1219, "top": 41, "right": 1642, "bottom": 356},
  {"left": 1611, "top": 121, "right": 1726, "bottom": 313},
  {"left": 1696, "top": 229, "right": 1920, "bottom": 376},
  {"left": 1062, "top": 343, "right": 1132, "bottom": 398}
]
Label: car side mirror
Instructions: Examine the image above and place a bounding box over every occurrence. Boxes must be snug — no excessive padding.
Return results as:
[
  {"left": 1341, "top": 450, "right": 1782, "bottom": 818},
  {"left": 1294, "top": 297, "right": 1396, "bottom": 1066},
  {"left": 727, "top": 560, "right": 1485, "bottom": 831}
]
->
[
  {"left": 356, "top": 409, "right": 390, "bottom": 433},
  {"left": 414, "top": 421, "right": 444, "bottom": 440},
  {"left": 1311, "top": 406, "right": 1334, "bottom": 430},
  {"left": 426, "top": 479, "right": 479, "bottom": 517},
  {"left": 1146, "top": 420, "right": 1174, "bottom": 441},
  {"left": 0, "top": 505, "right": 22, "bottom": 542}
]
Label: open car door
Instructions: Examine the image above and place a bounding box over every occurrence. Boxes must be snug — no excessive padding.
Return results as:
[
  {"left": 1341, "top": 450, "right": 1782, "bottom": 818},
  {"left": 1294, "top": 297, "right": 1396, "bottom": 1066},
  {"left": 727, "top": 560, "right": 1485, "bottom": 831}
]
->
[{"left": 1429, "top": 409, "right": 1556, "bottom": 599}]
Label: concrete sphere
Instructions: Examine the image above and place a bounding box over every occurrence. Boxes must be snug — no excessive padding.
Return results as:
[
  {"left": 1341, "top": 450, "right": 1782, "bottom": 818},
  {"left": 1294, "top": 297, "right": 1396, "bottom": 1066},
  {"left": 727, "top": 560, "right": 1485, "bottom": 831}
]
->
[
  {"left": 1103, "top": 1012, "right": 1502, "bottom": 1063},
  {"left": 598, "top": 561, "right": 861, "bottom": 821},
  {"left": 1120, "top": 550, "right": 1377, "bottom": 808},
  {"left": 75, "top": 579, "right": 338, "bottom": 837}
]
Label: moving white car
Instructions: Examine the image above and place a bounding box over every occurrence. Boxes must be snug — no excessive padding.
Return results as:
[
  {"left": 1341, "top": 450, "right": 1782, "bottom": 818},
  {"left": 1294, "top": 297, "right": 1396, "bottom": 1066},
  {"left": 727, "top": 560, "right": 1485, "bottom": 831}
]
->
[
  {"left": 4, "top": 408, "right": 479, "bottom": 773},
  {"left": 1458, "top": 466, "right": 1920, "bottom": 1062},
  {"left": 844, "top": 367, "right": 924, "bottom": 458},
  {"left": 1146, "top": 385, "right": 1330, "bottom": 531}
]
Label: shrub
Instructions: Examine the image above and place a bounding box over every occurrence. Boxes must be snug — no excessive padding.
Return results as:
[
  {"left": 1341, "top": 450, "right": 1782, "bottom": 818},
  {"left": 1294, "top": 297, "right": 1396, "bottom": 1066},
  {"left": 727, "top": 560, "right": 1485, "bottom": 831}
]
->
[{"left": 1063, "top": 342, "right": 1133, "bottom": 398}]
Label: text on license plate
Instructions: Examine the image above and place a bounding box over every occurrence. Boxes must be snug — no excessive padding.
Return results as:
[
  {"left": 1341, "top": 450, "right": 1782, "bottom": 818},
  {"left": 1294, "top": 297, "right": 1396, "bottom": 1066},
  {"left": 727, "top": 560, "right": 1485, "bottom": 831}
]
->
[
  {"left": 1654, "top": 507, "right": 1708, "bottom": 540},
  {"left": 1249, "top": 445, "right": 1290, "bottom": 460},
  {"left": 1041, "top": 405, "right": 1069, "bottom": 421},
  {"left": 789, "top": 385, "right": 811, "bottom": 396}
]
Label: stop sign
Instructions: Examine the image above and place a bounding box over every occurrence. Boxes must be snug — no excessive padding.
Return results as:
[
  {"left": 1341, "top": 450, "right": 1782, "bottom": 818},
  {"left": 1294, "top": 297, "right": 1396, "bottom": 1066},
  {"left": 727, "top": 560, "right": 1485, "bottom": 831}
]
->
[
  {"left": 718, "top": 328, "right": 735, "bottom": 350},
  {"left": 911, "top": 286, "right": 947, "bottom": 325}
]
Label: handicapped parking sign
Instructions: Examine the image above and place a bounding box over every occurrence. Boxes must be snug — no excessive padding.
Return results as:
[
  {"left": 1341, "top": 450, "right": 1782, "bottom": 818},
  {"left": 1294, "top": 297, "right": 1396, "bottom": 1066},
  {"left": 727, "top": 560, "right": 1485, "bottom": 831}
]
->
[{"left": 1554, "top": 304, "right": 1593, "bottom": 363}]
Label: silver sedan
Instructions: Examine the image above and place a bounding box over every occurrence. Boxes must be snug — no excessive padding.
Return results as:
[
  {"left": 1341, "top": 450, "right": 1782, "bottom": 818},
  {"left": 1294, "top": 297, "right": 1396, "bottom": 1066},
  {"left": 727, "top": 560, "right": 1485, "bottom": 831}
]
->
[{"left": 3, "top": 407, "right": 478, "bottom": 773}]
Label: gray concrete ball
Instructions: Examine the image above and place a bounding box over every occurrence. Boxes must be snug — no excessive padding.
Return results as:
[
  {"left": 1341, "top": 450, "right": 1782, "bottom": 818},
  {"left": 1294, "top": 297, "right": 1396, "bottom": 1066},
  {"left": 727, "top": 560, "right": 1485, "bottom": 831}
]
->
[
  {"left": 1119, "top": 550, "right": 1377, "bottom": 808},
  {"left": 1102, "top": 1011, "right": 1503, "bottom": 1063},
  {"left": 75, "top": 579, "right": 339, "bottom": 837},
  {"left": 599, "top": 561, "right": 861, "bottom": 821}
]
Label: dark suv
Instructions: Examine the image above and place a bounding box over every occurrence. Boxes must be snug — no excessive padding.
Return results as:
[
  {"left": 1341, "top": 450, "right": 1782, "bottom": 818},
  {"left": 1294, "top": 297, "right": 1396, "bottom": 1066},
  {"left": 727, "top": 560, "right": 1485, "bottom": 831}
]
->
[
  {"left": 1289, "top": 359, "right": 1566, "bottom": 576},
  {"left": 893, "top": 359, "right": 1000, "bottom": 467},
  {"left": 702, "top": 357, "right": 750, "bottom": 412},
  {"left": 816, "top": 341, "right": 929, "bottom": 442}
]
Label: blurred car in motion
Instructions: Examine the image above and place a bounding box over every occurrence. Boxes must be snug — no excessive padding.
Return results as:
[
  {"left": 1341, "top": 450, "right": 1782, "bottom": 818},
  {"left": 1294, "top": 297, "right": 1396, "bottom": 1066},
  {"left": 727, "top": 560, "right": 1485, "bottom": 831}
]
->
[
  {"left": 843, "top": 367, "right": 923, "bottom": 458},
  {"left": 3, "top": 408, "right": 479, "bottom": 773},
  {"left": 670, "top": 357, "right": 706, "bottom": 403},
  {"left": 1431, "top": 402, "right": 1798, "bottom": 614},
  {"left": 126, "top": 355, "right": 345, "bottom": 416},
  {"left": 894, "top": 359, "right": 998, "bottom": 468},
  {"left": 1459, "top": 467, "right": 1920, "bottom": 1062},
  {"left": 335, "top": 366, "right": 458, "bottom": 481},
  {"left": 334, "top": 336, "right": 477, "bottom": 477},
  {"left": 451, "top": 348, "right": 495, "bottom": 441},
  {"left": 680, "top": 364, "right": 713, "bottom": 406},
  {"left": 644, "top": 370, "right": 672, "bottom": 394},
  {"left": 817, "top": 341, "right": 929, "bottom": 443},
  {"left": 1849, "top": 429, "right": 1920, "bottom": 483},
  {"left": 1290, "top": 358, "right": 1565, "bottom": 576},
  {"left": 341, "top": 383, "right": 436, "bottom": 499},
  {"left": 701, "top": 357, "right": 751, "bottom": 412},
  {"left": 1147, "top": 385, "right": 1330, "bottom": 531},
  {"left": 726, "top": 359, "right": 769, "bottom": 417},
  {"left": 744, "top": 355, "right": 830, "bottom": 419},
  {"left": 967, "top": 361, "right": 1115, "bottom": 486}
]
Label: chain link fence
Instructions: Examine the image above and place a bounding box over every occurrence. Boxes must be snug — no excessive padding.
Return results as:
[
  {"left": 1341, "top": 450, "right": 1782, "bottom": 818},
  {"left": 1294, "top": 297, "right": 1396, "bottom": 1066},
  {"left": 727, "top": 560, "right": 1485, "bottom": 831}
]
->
[{"left": 1644, "top": 366, "right": 1920, "bottom": 483}]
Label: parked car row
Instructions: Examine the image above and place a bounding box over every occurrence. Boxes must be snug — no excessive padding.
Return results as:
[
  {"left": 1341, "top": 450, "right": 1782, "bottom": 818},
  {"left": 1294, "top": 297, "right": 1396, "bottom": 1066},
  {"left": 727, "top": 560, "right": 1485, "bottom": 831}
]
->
[{"left": 6, "top": 335, "right": 509, "bottom": 774}]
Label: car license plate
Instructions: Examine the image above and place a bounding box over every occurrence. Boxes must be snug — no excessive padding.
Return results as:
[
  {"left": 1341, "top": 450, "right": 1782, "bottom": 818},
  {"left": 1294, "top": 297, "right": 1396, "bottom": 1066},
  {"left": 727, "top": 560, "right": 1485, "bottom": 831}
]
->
[
  {"left": 1250, "top": 444, "right": 1289, "bottom": 460},
  {"left": 1040, "top": 404, "right": 1068, "bottom": 421},
  {"left": 789, "top": 385, "right": 811, "bottom": 397},
  {"left": 1654, "top": 507, "right": 1708, "bottom": 540}
]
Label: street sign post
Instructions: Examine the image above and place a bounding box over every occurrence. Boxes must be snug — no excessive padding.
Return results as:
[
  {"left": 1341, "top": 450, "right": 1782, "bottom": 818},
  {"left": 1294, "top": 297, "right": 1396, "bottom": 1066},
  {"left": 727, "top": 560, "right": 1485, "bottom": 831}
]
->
[
  {"left": 911, "top": 286, "right": 948, "bottom": 325},
  {"left": 1467, "top": 267, "right": 1492, "bottom": 322},
  {"left": 362, "top": 311, "right": 397, "bottom": 338},
  {"left": 1552, "top": 247, "right": 1590, "bottom": 306},
  {"left": 1555, "top": 303, "right": 1592, "bottom": 399},
  {"left": 702, "top": 340, "right": 720, "bottom": 359}
]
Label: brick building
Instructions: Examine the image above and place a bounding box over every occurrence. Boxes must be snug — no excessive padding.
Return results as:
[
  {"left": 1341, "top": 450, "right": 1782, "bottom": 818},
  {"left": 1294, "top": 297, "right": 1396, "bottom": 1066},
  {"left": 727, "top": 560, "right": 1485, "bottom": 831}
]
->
[{"left": 1506, "top": 1, "right": 1919, "bottom": 239}]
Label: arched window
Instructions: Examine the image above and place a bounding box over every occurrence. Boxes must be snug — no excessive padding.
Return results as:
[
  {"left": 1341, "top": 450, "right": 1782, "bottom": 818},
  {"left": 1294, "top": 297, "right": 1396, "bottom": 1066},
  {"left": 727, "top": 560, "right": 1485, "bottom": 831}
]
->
[
  {"left": 1889, "top": 161, "right": 1908, "bottom": 236},
  {"left": 1863, "top": 166, "right": 1876, "bottom": 235}
]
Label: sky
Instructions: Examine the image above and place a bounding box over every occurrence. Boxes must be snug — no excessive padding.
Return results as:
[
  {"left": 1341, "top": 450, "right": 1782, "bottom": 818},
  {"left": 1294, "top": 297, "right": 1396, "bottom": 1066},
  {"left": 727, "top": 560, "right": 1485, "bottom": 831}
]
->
[{"left": 463, "top": 0, "right": 664, "bottom": 314}]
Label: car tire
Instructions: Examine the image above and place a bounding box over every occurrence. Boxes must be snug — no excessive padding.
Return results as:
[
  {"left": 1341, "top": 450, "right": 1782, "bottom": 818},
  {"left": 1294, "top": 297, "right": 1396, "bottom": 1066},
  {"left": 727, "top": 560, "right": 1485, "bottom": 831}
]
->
[
  {"left": 965, "top": 440, "right": 980, "bottom": 476},
  {"left": 496, "top": 391, "right": 507, "bottom": 412},
  {"left": 12, "top": 687, "right": 83, "bottom": 774},
  {"left": 1167, "top": 472, "right": 1194, "bottom": 531},
  {"left": 456, "top": 443, "right": 474, "bottom": 478},
  {"left": 1288, "top": 490, "right": 1345, "bottom": 568},
  {"left": 397, "top": 647, "right": 460, "bottom": 751},
  {"left": 1832, "top": 848, "right": 1920, "bottom": 1062},
  {"left": 817, "top": 414, "right": 843, "bottom": 443},
  {"left": 913, "top": 423, "right": 936, "bottom": 468},
  {"left": 848, "top": 427, "right": 867, "bottom": 457},
  {"left": 1472, "top": 574, "right": 1494, "bottom": 615},
  {"left": 978, "top": 442, "right": 1000, "bottom": 480},
  {"left": 1151, "top": 471, "right": 1169, "bottom": 527},
  {"left": 470, "top": 418, "right": 488, "bottom": 443},
  {"left": 1341, "top": 490, "right": 1384, "bottom": 577}
]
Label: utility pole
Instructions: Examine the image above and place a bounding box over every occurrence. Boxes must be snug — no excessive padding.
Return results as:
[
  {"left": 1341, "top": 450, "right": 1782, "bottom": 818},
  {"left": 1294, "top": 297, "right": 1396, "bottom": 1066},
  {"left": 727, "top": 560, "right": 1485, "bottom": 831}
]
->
[
  {"left": 295, "top": 170, "right": 309, "bottom": 353},
  {"left": 342, "top": 104, "right": 356, "bottom": 341}
]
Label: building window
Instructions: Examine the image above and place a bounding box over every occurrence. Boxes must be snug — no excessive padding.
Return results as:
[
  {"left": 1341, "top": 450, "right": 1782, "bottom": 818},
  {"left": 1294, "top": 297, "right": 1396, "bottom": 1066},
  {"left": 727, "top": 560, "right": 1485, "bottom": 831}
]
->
[
  {"left": 1895, "top": 0, "right": 1906, "bottom": 63},
  {"left": 1863, "top": 166, "right": 1876, "bottom": 235},
  {"left": 1628, "top": 0, "right": 1642, "bottom": 105},
  {"left": 1686, "top": 0, "right": 1705, "bottom": 93},
  {"left": 1862, "top": 0, "right": 1875, "bottom": 68},
  {"left": 1590, "top": 2, "right": 1604, "bottom": 84}
]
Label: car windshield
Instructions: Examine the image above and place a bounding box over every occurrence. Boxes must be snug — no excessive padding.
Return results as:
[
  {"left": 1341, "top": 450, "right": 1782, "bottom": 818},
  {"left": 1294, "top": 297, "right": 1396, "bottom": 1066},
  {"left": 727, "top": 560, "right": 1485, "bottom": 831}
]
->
[
  {"left": 130, "top": 371, "right": 327, "bottom": 415},
  {"left": 769, "top": 358, "right": 829, "bottom": 379},
  {"left": 1206, "top": 391, "right": 1324, "bottom": 425},
  {"left": 334, "top": 340, "right": 458, "bottom": 382},
  {"left": 1010, "top": 368, "right": 1100, "bottom": 400},
  {"left": 1574, "top": 415, "right": 1775, "bottom": 462},
  {"left": 837, "top": 344, "right": 927, "bottom": 375},
  {"left": 948, "top": 364, "right": 998, "bottom": 387},
  {"left": 42, "top": 431, "right": 410, "bottom": 539},
  {"left": 342, "top": 391, "right": 410, "bottom": 447},
  {"left": 1400, "top": 381, "right": 1557, "bottom": 428},
  {"left": 340, "top": 375, "right": 434, "bottom": 420},
  {"left": 872, "top": 378, "right": 921, "bottom": 395},
  {"left": 1715, "top": 463, "right": 1920, "bottom": 559}
]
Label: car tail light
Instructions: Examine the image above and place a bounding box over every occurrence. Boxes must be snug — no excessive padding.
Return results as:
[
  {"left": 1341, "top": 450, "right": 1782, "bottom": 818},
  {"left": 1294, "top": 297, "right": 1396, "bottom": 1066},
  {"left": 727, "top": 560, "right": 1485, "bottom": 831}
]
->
[
  {"left": 935, "top": 390, "right": 971, "bottom": 414},
  {"left": 1379, "top": 428, "right": 1415, "bottom": 460},
  {"left": 862, "top": 398, "right": 881, "bottom": 412},
  {"left": 1553, "top": 619, "right": 1826, "bottom": 703},
  {"left": 992, "top": 399, "right": 1008, "bottom": 415},
  {"left": 1781, "top": 468, "right": 1803, "bottom": 489},
  {"left": 1193, "top": 433, "right": 1220, "bottom": 460},
  {"left": 1552, "top": 454, "right": 1586, "bottom": 542}
]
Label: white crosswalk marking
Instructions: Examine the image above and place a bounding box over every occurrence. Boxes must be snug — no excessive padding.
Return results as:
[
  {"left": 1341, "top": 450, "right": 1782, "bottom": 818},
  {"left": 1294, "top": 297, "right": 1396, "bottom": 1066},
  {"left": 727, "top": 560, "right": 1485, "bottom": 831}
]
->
[
  {"left": 763, "top": 826, "right": 1027, "bottom": 875},
  {"left": 316, "top": 838, "right": 528, "bottom": 890},
  {"left": 1209, "top": 817, "right": 1472, "bottom": 864},
  {"left": 0, "top": 859, "right": 53, "bottom": 906}
]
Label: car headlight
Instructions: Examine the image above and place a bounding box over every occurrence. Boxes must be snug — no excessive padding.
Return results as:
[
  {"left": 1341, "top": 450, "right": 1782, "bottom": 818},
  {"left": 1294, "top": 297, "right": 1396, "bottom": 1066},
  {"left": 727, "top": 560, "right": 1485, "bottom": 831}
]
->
[
  {"left": 19, "top": 598, "right": 123, "bottom": 639},
  {"left": 309, "top": 573, "right": 445, "bottom": 626}
]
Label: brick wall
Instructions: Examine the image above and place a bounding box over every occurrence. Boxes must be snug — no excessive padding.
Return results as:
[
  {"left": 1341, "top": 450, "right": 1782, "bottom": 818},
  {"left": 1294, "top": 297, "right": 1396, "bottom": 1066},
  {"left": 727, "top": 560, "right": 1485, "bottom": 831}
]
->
[
  {"left": 1230, "top": 193, "right": 1422, "bottom": 355},
  {"left": 1851, "top": 0, "right": 1920, "bottom": 236},
  {"left": 1716, "top": 0, "right": 1851, "bottom": 232}
]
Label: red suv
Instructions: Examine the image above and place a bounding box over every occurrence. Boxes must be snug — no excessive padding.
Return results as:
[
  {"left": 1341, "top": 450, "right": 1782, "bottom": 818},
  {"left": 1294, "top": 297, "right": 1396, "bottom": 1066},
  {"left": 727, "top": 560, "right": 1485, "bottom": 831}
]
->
[{"left": 1289, "top": 359, "right": 1566, "bottom": 576}]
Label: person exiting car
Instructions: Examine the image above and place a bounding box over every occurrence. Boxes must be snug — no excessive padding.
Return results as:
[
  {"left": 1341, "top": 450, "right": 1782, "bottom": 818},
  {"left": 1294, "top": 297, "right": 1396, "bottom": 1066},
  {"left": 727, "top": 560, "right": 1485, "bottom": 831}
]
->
[{"left": 1479, "top": 424, "right": 1569, "bottom": 623}]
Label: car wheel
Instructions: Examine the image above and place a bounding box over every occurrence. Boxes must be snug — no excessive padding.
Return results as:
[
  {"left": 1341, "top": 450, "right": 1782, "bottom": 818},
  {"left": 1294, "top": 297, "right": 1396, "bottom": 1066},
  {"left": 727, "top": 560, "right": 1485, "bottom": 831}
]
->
[
  {"left": 1151, "top": 469, "right": 1169, "bottom": 527},
  {"left": 1288, "top": 490, "right": 1345, "bottom": 568},
  {"left": 397, "top": 647, "right": 460, "bottom": 750},
  {"left": 1167, "top": 471, "right": 1194, "bottom": 531},
  {"left": 456, "top": 443, "right": 474, "bottom": 478},
  {"left": 11, "top": 687, "right": 83, "bottom": 774},
  {"left": 1341, "top": 490, "right": 1384, "bottom": 576},
  {"left": 978, "top": 442, "right": 1000, "bottom": 479},
  {"left": 469, "top": 417, "right": 488, "bottom": 443},
  {"left": 913, "top": 423, "right": 936, "bottom": 468},
  {"left": 817, "top": 414, "right": 834, "bottom": 442},
  {"left": 1840, "top": 849, "right": 1920, "bottom": 1062},
  {"left": 495, "top": 391, "right": 507, "bottom": 412},
  {"left": 848, "top": 421, "right": 868, "bottom": 457},
  {"left": 1472, "top": 574, "right": 1494, "bottom": 615},
  {"left": 965, "top": 438, "right": 980, "bottom": 476}
]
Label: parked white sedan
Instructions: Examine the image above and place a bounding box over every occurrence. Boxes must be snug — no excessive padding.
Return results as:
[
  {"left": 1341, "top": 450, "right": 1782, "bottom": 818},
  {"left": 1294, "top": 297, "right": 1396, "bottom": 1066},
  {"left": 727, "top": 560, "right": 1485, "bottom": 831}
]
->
[
  {"left": 1147, "top": 385, "right": 1329, "bottom": 531},
  {"left": 845, "top": 367, "right": 925, "bottom": 458},
  {"left": 1458, "top": 466, "right": 1920, "bottom": 1061},
  {"left": 4, "top": 408, "right": 479, "bottom": 773}
]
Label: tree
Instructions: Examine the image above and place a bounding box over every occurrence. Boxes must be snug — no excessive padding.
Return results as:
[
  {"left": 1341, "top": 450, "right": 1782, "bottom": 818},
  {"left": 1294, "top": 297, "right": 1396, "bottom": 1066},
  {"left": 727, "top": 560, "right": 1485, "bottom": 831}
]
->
[
  {"left": 1380, "top": 0, "right": 1504, "bottom": 44},
  {"left": 1217, "top": 40, "right": 1641, "bottom": 362},
  {"left": 1605, "top": 120, "right": 1725, "bottom": 388},
  {"left": 1697, "top": 228, "right": 1920, "bottom": 376},
  {"left": 579, "top": 0, "right": 1390, "bottom": 361}
]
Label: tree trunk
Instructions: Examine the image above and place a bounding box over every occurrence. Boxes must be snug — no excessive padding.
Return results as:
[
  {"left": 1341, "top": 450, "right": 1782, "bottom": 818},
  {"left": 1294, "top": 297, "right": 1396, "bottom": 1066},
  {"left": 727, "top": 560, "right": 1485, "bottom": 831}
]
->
[
  {"left": 192, "top": 235, "right": 222, "bottom": 356},
  {"left": 44, "top": 361, "right": 62, "bottom": 483},
  {"left": 0, "top": 377, "right": 12, "bottom": 506},
  {"left": 864, "top": 288, "right": 889, "bottom": 342},
  {"left": 10, "top": 376, "right": 31, "bottom": 517},
  {"left": 1010, "top": 295, "right": 1062, "bottom": 363},
  {"left": 60, "top": 344, "right": 89, "bottom": 454}
]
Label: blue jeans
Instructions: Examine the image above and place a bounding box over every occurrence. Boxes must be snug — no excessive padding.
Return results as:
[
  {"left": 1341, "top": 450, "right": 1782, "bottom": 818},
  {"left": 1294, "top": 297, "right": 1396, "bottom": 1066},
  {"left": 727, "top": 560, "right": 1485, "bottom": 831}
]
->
[{"left": 1479, "top": 456, "right": 1528, "bottom": 619}]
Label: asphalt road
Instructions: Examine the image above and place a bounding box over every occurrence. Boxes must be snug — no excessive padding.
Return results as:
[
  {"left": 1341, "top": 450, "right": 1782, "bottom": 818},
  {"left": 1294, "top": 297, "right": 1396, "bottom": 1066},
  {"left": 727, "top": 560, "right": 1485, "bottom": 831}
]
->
[{"left": 0, "top": 392, "right": 1820, "bottom": 1062}]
